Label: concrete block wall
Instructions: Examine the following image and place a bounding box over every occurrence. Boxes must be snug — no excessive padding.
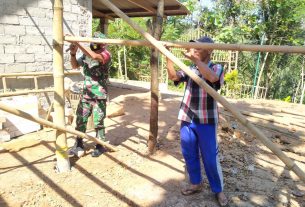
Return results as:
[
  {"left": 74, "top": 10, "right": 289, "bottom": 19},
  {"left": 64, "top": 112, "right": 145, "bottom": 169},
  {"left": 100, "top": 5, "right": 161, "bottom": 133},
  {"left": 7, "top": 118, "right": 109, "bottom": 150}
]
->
[{"left": 0, "top": 0, "right": 92, "bottom": 90}]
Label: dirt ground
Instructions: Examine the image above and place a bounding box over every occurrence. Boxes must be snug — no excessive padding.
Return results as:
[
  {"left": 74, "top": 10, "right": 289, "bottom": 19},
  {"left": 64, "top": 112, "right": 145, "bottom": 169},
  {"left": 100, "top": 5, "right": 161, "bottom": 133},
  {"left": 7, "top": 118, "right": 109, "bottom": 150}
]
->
[{"left": 0, "top": 84, "right": 305, "bottom": 207}]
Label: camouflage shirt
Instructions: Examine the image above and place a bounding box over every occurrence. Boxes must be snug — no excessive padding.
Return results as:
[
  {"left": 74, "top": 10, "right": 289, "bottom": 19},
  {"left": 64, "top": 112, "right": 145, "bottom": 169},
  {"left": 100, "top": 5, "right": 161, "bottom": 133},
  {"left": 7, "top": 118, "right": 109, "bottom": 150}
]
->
[{"left": 77, "top": 50, "right": 111, "bottom": 99}]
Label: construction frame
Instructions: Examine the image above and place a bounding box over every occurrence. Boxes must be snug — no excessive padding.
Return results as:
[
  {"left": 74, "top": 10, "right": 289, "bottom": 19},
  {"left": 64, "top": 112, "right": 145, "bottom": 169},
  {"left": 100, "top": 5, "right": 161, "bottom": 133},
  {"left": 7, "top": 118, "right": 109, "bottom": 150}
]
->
[{"left": 0, "top": 0, "right": 304, "bottom": 183}]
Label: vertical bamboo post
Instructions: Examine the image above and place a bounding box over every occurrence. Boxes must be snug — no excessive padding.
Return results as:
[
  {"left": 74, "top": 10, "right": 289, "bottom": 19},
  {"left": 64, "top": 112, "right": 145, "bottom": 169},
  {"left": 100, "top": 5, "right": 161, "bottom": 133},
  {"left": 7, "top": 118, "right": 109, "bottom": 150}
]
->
[
  {"left": 34, "top": 77, "right": 38, "bottom": 90},
  {"left": 123, "top": 46, "right": 127, "bottom": 81},
  {"left": 53, "top": 0, "right": 70, "bottom": 172},
  {"left": 118, "top": 50, "right": 123, "bottom": 79},
  {"left": 2, "top": 77, "right": 7, "bottom": 92},
  {"left": 99, "top": 0, "right": 305, "bottom": 182},
  {"left": 148, "top": 0, "right": 164, "bottom": 154}
]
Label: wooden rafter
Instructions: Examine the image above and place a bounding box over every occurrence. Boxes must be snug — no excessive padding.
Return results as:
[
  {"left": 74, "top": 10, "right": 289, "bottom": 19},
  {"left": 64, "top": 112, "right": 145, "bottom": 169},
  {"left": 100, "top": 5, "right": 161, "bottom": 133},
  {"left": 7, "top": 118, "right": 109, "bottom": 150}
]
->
[
  {"left": 126, "top": 0, "right": 157, "bottom": 13},
  {"left": 93, "top": 9, "right": 114, "bottom": 21},
  {"left": 97, "top": 6, "right": 181, "bottom": 16}
]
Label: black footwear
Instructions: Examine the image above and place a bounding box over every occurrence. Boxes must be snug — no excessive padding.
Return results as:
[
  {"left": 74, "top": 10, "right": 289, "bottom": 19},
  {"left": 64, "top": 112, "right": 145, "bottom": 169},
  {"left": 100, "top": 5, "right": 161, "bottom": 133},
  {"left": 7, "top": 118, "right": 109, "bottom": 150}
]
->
[
  {"left": 68, "top": 138, "right": 85, "bottom": 158},
  {"left": 91, "top": 144, "right": 106, "bottom": 157}
]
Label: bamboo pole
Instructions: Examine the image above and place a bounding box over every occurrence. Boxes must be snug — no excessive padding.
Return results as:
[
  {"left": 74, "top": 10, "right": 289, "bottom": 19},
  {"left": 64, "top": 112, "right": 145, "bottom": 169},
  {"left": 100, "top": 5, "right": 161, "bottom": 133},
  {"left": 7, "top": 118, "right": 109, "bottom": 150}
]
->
[
  {"left": 0, "top": 71, "right": 81, "bottom": 78},
  {"left": 53, "top": 0, "right": 70, "bottom": 172},
  {"left": 64, "top": 36, "right": 305, "bottom": 54},
  {"left": 0, "top": 102, "right": 116, "bottom": 152},
  {"left": 0, "top": 89, "right": 54, "bottom": 98},
  {"left": 148, "top": 0, "right": 164, "bottom": 154},
  {"left": 99, "top": 0, "right": 305, "bottom": 182},
  {"left": 2, "top": 77, "right": 7, "bottom": 92},
  {"left": 34, "top": 77, "right": 38, "bottom": 90}
]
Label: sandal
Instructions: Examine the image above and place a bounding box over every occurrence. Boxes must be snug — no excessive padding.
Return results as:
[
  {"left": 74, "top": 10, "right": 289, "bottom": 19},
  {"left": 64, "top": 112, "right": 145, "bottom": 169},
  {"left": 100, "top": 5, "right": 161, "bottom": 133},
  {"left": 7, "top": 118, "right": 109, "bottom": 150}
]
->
[
  {"left": 181, "top": 185, "right": 202, "bottom": 196},
  {"left": 216, "top": 192, "right": 228, "bottom": 206}
]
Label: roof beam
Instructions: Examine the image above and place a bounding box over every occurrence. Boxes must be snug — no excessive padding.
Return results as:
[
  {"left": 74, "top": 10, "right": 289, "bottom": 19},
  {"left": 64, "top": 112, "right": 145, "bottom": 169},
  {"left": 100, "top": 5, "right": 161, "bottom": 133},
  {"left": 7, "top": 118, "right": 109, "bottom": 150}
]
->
[
  {"left": 126, "top": 0, "right": 157, "bottom": 13},
  {"left": 92, "top": 9, "right": 114, "bottom": 21}
]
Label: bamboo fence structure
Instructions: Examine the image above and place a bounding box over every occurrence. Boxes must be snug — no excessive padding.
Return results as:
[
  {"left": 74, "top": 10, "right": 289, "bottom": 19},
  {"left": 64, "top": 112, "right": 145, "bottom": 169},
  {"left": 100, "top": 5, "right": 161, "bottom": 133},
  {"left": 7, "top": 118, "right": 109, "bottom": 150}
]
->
[
  {"left": 64, "top": 36, "right": 305, "bottom": 54},
  {"left": 0, "top": 89, "right": 55, "bottom": 98},
  {"left": 99, "top": 0, "right": 305, "bottom": 182},
  {"left": 0, "top": 102, "right": 116, "bottom": 152}
]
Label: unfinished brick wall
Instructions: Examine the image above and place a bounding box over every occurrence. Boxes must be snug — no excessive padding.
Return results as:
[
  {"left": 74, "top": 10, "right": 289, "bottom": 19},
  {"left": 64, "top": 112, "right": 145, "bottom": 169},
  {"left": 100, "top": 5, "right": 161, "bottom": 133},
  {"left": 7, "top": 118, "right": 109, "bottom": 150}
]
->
[{"left": 0, "top": 0, "right": 92, "bottom": 90}]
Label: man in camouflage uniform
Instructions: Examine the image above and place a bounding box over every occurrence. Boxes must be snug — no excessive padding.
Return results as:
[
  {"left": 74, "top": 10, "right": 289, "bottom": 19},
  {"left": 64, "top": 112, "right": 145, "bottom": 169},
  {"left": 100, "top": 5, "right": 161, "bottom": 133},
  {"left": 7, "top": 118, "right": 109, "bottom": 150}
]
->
[{"left": 68, "top": 32, "right": 111, "bottom": 157}]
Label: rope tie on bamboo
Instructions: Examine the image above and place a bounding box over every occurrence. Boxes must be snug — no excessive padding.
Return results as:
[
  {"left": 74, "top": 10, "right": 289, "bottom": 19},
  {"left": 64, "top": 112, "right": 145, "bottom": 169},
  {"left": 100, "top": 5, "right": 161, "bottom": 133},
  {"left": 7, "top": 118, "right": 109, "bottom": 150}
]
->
[{"left": 56, "top": 145, "right": 69, "bottom": 159}]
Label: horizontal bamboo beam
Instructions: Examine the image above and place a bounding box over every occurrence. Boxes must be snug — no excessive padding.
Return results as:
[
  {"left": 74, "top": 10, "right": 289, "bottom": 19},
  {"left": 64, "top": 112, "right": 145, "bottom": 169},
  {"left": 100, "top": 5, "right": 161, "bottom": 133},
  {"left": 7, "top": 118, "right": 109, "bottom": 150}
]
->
[
  {"left": 0, "top": 71, "right": 81, "bottom": 78},
  {"left": 64, "top": 36, "right": 305, "bottom": 54},
  {"left": 0, "top": 89, "right": 54, "bottom": 98},
  {"left": 0, "top": 102, "right": 117, "bottom": 152}
]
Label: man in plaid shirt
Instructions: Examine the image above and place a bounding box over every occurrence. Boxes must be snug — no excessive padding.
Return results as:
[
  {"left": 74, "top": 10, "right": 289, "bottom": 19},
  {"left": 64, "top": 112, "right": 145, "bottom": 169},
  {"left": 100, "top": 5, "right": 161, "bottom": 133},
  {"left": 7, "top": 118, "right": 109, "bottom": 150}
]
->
[{"left": 166, "top": 36, "right": 227, "bottom": 206}]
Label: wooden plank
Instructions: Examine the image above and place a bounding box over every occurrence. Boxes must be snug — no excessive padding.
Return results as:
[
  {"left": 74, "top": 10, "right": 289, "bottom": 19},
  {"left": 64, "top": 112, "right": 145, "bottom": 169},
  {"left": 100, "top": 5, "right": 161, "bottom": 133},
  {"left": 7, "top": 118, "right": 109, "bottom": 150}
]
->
[{"left": 93, "top": 9, "right": 114, "bottom": 20}]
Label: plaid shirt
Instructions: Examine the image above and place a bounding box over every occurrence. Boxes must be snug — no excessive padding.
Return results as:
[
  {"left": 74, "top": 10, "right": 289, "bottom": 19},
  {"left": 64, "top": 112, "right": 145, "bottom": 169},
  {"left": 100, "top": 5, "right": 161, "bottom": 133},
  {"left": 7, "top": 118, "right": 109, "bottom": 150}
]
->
[{"left": 175, "top": 61, "right": 224, "bottom": 124}]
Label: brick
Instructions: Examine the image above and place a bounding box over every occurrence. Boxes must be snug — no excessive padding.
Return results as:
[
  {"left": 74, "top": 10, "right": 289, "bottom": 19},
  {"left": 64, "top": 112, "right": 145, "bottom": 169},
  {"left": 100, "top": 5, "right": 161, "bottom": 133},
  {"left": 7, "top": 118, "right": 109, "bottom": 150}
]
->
[
  {"left": 0, "top": 25, "right": 3, "bottom": 35},
  {"left": 63, "top": 13, "right": 77, "bottom": 21},
  {"left": 35, "top": 54, "right": 52, "bottom": 62},
  {"left": 0, "top": 15, "right": 19, "bottom": 25},
  {"left": 0, "top": 65, "right": 4, "bottom": 73},
  {"left": 20, "top": 36, "right": 42, "bottom": 44},
  {"left": 0, "top": 36, "right": 17, "bottom": 44},
  {"left": 26, "top": 45, "right": 45, "bottom": 54},
  {"left": 45, "top": 45, "right": 53, "bottom": 53},
  {"left": 26, "top": 62, "right": 45, "bottom": 72},
  {"left": 19, "top": 16, "right": 37, "bottom": 26},
  {"left": 4, "top": 25, "right": 26, "bottom": 36},
  {"left": 0, "top": 54, "right": 14, "bottom": 64},
  {"left": 71, "top": 5, "right": 81, "bottom": 14},
  {"left": 70, "top": 0, "right": 78, "bottom": 5},
  {"left": 4, "top": 45, "right": 26, "bottom": 54},
  {"left": 18, "top": 0, "right": 38, "bottom": 7},
  {"left": 43, "top": 26, "right": 53, "bottom": 35},
  {"left": 26, "top": 26, "right": 43, "bottom": 35},
  {"left": 38, "top": 0, "right": 53, "bottom": 9},
  {"left": 15, "top": 54, "right": 35, "bottom": 63},
  {"left": 27, "top": 7, "right": 46, "bottom": 18},
  {"left": 5, "top": 63, "right": 26, "bottom": 73},
  {"left": 37, "top": 18, "right": 52, "bottom": 27}
]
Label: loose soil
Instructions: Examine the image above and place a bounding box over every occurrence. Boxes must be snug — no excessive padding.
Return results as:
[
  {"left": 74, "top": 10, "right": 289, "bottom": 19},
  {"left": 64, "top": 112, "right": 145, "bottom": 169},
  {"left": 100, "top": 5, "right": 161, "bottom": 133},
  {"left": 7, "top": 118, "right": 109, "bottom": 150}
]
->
[{"left": 0, "top": 84, "right": 305, "bottom": 207}]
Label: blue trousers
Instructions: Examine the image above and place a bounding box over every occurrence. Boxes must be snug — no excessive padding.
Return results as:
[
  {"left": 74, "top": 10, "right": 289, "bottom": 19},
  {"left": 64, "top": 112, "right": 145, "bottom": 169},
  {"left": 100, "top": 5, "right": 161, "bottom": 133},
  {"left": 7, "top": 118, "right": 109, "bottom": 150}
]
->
[{"left": 180, "top": 121, "right": 224, "bottom": 193}]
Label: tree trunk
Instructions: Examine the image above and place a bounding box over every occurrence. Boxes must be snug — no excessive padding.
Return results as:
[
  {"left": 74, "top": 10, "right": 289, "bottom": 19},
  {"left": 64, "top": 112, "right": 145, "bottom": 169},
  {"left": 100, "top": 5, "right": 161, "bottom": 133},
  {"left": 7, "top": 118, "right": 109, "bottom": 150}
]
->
[
  {"left": 148, "top": 0, "right": 164, "bottom": 154},
  {"left": 53, "top": 0, "right": 70, "bottom": 172}
]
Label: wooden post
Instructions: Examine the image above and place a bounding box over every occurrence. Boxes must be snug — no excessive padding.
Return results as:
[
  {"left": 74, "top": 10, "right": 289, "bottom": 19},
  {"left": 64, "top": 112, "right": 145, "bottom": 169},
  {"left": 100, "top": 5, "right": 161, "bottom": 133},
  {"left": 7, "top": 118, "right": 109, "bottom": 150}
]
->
[
  {"left": 148, "top": 0, "right": 164, "bottom": 154},
  {"left": 53, "top": 0, "right": 70, "bottom": 172},
  {"left": 99, "top": 0, "right": 305, "bottom": 182},
  {"left": 100, "top": 18, "right": 109, "bottom": 35},
  {"left": 0, "top": 102, "right": 116, "bottom": 152}
]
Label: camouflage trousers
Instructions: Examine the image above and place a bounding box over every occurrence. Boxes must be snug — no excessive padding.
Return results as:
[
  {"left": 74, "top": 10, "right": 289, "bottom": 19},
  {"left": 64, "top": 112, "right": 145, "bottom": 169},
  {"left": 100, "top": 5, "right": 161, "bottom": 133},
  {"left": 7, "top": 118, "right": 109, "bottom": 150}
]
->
[{"left": 75, "top": 98, "right": 106, "bottom": 141}]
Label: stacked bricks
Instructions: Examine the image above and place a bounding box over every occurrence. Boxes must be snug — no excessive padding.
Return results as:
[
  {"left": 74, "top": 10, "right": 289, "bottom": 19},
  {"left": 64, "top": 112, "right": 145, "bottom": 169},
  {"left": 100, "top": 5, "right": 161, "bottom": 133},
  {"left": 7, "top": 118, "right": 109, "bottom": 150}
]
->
[{"left": 0, "top": 0, "right": 92, "bottom": 88}]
